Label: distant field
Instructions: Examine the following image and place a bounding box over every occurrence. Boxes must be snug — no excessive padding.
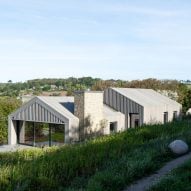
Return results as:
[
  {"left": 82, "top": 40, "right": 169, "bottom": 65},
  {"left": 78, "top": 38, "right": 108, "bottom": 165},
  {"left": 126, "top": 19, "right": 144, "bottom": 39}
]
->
[{"left": 0, "top": 119, "right": 191, "bottom": 191}]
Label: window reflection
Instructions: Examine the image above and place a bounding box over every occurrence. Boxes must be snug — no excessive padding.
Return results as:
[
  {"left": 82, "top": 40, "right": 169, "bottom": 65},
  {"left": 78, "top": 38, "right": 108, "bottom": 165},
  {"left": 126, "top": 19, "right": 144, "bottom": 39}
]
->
[{"left": 18, "top": 122, "right": 65, "bottom": 147}]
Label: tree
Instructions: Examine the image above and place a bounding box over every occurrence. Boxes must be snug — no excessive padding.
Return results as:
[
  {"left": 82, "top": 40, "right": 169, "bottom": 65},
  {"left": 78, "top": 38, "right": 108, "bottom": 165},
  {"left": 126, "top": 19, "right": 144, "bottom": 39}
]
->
[
  {"left": 55, "top": 80, "right": 63, "bottom": 88},
  {"left": 0, "top": 97, "right": 21, "bottom": 144},
  {"left": 181, "top": 89, "right": 191, "bottom": 113},
  {"left": 42, "top": 85, "right": 51, "bottom": 91}
]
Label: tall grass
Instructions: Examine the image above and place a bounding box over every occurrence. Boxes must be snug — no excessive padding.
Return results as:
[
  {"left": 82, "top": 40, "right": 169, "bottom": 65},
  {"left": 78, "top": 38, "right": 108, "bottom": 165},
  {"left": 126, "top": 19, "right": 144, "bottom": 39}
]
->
[{"left": 0, "top": 119, "right": 191, "bottom": 191}]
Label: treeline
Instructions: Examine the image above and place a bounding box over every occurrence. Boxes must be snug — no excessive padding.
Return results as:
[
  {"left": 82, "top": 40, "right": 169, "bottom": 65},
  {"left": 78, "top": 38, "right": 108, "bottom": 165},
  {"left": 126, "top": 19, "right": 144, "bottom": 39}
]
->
[
  {"left": 92, "top": 78, "right": 181, "bottom": 91},
  {"left": 0, "top": 77, "right": 101, "bottom": 96},
  {"left": 0, "top": 97, "right": 21, "bottom": 144},
  {"left": 0, "top": 77, "right": 184, "bottom": 95},
  {"left": 0, "top": 77, "right": 191, "bottom": 112}
]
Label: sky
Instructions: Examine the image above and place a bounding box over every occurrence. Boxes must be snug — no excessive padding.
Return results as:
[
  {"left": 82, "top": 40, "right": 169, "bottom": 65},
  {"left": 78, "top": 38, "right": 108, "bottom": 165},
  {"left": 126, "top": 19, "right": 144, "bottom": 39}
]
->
[{"left": 0, "top": 0, "right": 191, "bottom": 82}]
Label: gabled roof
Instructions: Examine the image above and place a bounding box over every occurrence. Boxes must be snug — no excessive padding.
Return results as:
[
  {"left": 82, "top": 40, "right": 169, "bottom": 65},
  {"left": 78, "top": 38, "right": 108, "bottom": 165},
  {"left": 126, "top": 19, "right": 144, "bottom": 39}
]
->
[
  {"left": 111, "top": 88, "right": 181, "bottom": 108},
  {"left": 37, "top": 96, "right": 75, "bottom": 118},
  {"left": 10, "top": 96, "right": 78, "bottom": 124}
]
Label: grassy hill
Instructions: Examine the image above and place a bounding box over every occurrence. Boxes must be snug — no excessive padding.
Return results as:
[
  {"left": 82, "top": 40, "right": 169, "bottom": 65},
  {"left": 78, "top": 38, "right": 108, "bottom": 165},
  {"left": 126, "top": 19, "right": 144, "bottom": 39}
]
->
[{"left": 0, "top": 118, "right": 191, "bottom": 191}]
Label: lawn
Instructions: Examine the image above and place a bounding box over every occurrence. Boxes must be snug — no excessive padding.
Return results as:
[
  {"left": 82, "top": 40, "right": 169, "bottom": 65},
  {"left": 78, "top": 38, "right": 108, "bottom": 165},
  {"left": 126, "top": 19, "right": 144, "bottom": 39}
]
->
[
  {"left": 148, "top": 157, "right": 191, "bottom": 191},
  {"left": 0, "top": 119, "right": 191, "bottom": 191}
]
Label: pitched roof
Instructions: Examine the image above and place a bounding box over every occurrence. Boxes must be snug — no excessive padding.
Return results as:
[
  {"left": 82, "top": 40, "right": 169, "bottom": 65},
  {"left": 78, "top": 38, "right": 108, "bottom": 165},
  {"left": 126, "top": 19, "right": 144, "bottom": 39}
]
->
[
  {"left": 37, "top": 96, "right": 75, "bottom": 118},
  {"left": 111, "top": 88, "right": 181, "bottom": 107},
  {"left": 10, "top": 96, "right": 78, "bottom": 123}
]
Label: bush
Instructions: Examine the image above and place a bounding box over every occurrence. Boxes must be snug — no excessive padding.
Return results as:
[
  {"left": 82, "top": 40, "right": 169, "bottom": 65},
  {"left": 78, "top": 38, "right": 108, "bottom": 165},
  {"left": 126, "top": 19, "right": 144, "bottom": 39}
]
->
[{"left": 0, "top": 97, "right": 21, "bottom": 144}]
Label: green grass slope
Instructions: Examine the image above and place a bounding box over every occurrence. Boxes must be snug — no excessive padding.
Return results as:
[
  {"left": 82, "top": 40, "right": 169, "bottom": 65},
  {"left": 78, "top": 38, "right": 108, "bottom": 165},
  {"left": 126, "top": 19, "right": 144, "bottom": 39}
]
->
[{"left": 0, "top": 119, "right": 191, "bottom": 191}]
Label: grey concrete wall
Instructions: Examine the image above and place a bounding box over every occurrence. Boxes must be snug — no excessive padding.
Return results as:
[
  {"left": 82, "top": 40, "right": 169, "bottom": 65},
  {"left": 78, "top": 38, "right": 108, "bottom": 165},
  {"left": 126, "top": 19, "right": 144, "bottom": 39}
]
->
[
  {"left": 68, "top": 119, "right": 79, "bottom": 142},
  {"left": 144, "top": 104, "right": 182, "bottom": 125},
  {"left": 8, "top": 117, "right": 17, "bottom": 145},
  {"left": 104, "top": 111, "right": 125, "bottom": 134}
]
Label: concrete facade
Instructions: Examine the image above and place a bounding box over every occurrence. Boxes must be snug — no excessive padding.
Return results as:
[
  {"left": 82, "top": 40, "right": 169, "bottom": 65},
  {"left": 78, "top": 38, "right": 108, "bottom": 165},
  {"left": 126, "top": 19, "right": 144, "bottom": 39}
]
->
[
  {"left": 8, "top": 117, "right": 17, "bottom": 145},
  {"left": 103, "top": 105, "right": 126, "bottom": 134}
]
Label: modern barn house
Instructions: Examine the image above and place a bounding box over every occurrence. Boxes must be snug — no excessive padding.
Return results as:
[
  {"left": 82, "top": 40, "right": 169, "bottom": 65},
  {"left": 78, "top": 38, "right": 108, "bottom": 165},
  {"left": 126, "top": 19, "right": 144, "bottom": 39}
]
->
[
  {"left": 104, "top": 88, "right": 182, "bottom": 128},
  {"left": 8, "top": 88, "right": 182, "bottom": 147}
]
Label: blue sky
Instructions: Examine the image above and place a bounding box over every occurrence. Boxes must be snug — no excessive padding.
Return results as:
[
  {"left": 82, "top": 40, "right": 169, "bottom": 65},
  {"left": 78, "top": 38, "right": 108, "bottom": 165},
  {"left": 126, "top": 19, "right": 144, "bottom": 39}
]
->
[{"left": 0, "top": 0, "right": 191, "bottom": 82}]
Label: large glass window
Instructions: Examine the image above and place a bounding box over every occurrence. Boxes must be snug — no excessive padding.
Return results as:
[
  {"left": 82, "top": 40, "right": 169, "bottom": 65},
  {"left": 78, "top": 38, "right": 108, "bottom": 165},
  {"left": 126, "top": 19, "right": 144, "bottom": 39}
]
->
[
  {"left": 19, "top": 121, "right": 34, "bottom": 146},
  {"left": 18, "top": 122, "right": 65, "bottom": 147},
  {"left": 34, "top": 123, "right": 50, "bottom": 147},
  {"left": 51, "top": 124, "right": 65, "bottom": 146}
]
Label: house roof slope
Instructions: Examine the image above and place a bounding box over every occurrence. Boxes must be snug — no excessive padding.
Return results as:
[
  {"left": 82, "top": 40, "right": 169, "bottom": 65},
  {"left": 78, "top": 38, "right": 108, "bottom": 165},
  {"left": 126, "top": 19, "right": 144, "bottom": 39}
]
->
[
  {"left": 10, "top": 96, "right": 78, "bottom": 123},
  {"left": 37, "top": 96, "right": 77, "bottom": 120},
  {"left": 111, "top": 88, "right": 181, "bottom": 108}
]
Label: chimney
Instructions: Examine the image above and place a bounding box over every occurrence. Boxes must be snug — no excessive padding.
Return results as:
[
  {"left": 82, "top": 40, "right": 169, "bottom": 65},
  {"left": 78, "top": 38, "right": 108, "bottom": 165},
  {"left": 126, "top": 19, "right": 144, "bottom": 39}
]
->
[{"left": 74, "top": 91, "right": 104, "bottom": 140}]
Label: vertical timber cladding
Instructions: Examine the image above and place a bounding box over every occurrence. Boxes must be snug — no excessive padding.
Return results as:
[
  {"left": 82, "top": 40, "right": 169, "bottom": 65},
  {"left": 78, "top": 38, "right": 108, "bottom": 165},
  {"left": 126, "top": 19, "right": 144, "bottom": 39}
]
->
[
  {"left": 104, "top": 88, "right": 144, "bottom": 128},
  {"left": 13, "top": 100, "right": 65, "bottom": 124}
]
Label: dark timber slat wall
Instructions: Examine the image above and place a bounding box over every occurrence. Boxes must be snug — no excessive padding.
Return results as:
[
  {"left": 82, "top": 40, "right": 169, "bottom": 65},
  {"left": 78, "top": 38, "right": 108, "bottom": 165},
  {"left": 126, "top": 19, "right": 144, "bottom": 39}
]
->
[{"left": 104, "top": 88, "right": 144, "bottom": 128}]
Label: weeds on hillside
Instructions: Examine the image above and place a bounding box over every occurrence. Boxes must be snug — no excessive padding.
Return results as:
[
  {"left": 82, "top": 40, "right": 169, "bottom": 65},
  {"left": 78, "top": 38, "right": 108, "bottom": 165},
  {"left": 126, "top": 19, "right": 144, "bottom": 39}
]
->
[{"left": 0, "top": 120, "right": 190, "bottom": 191}]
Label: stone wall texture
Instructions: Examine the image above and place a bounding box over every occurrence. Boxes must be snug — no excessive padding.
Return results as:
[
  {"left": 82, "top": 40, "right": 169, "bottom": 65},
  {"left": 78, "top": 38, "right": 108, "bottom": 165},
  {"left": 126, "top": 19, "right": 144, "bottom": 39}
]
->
[
  {"left": 74, "top": 92, "right": 85, "bottom": 140},
  {"left": 74, "top": 91, "right": 104, "bottom": 140}
]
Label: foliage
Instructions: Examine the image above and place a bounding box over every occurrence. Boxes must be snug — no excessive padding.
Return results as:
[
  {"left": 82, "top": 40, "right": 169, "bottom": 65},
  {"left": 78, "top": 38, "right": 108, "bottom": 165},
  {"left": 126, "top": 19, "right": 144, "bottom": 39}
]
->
[
  {"left": 0, "top": 97, "right": 21, "bottom": 144},
  {"left": 0, "top": 77, "right": 101, "bottom": 97},
  {"left": 181, "top": 89, "right": 191, "bottom": 113},
  {"left": 92, "top": 78, "right": 181, "bottom": 91},
  {"left": 1, "top": 77, "right": 191, "bottom": 112},
  {"left": 0, "top": 120, "right": 191, "bottom": 190}
]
